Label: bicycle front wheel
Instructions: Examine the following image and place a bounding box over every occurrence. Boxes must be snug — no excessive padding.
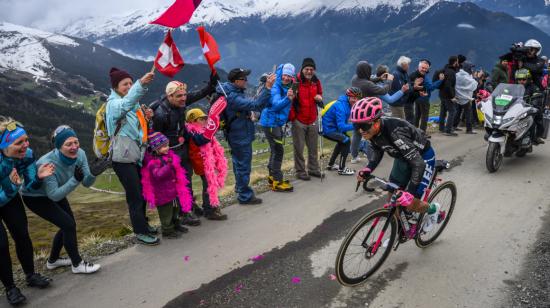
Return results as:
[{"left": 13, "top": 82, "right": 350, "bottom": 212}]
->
[
  {"left": 416, "top": 181, "right": 457, "bottom": 248},
  {"left": 335, "top": 208, "right": 397, "bottom": 286}
]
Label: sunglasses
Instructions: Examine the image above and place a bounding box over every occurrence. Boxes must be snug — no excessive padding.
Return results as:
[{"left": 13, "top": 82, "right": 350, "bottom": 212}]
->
[
  {"left": 353, "top": 122, "right": 374, "bottom": 132},
  {"left": 236, "top": 77, "right": 248, "bottom": 81}
]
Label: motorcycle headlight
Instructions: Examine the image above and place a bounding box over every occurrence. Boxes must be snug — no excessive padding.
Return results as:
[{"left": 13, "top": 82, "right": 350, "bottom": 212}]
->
[
  {"left": 501, "top": 117, "right": 514, "bottom": 125},
  {"left": 518, "top": 112, "right": 528, "bottom": 120},
  {"left": 493, "top": 116, "right": 502, "bottom": 125}
]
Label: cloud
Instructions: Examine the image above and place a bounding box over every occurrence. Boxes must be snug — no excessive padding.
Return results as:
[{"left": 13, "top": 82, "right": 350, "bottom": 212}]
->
[
  {"left": 0, "top": 0, "right": 168, "bottom": 31},
  {"left": 457, "top": 23, "right": 475, "bottom": 29}
]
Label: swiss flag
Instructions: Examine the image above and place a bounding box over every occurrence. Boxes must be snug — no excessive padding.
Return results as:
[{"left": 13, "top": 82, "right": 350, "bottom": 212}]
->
[
  {"left": 150, "top": 0, "right": 203, "bottom": 28},
  {"left": 197, "top": 26, "right": 221, "bottom": 74},
  {"left": 154, "top": 30, "right": 184, "bottom": 78}
]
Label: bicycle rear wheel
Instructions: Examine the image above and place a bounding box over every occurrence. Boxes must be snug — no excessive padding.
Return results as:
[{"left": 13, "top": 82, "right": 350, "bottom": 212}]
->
[
  {"left": 415, "top": 181, "right": 457, "bottom": 248},
  {"left": 335, "top": 208, "right": 397, "bottom": 286}
]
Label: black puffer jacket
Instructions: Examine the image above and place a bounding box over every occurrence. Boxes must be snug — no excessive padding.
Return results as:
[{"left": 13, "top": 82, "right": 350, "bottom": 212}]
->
[
  {"left": 523, "top": 56, "right": 545, "bottom": 89},
  {"left": 439, "top": 64, "right": 458, "bottom": 99},
  {"left": 367, "top": 117, "right": 431, "bottom": 195}
]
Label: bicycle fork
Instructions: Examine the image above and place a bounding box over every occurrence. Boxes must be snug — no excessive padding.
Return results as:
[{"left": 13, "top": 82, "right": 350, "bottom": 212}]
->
[{"left": 362, "top": 207, "right": 397, "bottom": 255}]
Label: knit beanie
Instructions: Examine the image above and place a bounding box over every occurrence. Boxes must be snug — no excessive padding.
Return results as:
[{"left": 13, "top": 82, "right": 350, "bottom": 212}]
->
[
  {"left": 54, "top": 127, "right": 77, "bottom": 149},
  {"left": 301, "top": 57, "right": 316, "bottom": 70},
  {"left": 282, "top": 63, "right": 296, "bottom": 76},
  {"left": 110, "top": 67, "right": 133, "bottom": 89},
  {"left": 148, "top": 132, "right": 169, "bottom": 152}
]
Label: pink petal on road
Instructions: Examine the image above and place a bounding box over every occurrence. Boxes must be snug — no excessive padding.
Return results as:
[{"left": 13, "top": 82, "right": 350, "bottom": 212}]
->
[
  {"left": 329, "top": 274, "right": 337, "bottom": 281},
  {"left": 291, "top": 277, "right": 301, "bottom": 284},
  {"left": 184, "top": 256, "right": 190, "bottom": 262},
  {"left": 235, "top": 284, "right": 243, "bottom": 293},
  {"left": 250, "top": 254, "right": 264, "bottom": 262},
  {"left": 199, "top": 299, "right": 206, "bottom": 306}
]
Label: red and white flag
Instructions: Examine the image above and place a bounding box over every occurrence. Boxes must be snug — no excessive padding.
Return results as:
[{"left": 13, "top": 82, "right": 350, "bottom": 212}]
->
[
  {"left": 150, "top": 0, "right": 203, "bottom": 28},
  {"left": 154, "top": 30, "right": 184, "bottom": 78},
  {"left": 197, "top": 26, "right": 221, "bottom": 74}
]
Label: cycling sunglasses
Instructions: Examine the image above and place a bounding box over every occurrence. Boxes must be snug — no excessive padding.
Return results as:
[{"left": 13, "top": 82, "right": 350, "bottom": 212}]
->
[{"left": 353, "top": 122, "right": 374, "bottom": 132}]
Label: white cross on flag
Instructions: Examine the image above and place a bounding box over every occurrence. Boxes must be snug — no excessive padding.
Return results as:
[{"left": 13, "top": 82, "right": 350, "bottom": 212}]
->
[{"left": 154, "top": 30, "right": 184, "bottom": 78}]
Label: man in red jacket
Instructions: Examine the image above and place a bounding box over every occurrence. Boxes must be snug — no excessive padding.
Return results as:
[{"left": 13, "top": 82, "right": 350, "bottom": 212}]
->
[{"left": 289, "top": 58, "right": 323, "bottom": 181}]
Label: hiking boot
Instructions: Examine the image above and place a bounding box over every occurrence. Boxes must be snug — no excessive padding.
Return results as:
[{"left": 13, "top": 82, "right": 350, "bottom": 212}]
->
[
  {"left": 147, "top": 224, "right": 159, "bottom": 235},
  {"left": 297, "top": 174, "right": 311, "bottom": 181},
  {"left": 443, "top": 132, "right": 458, "bottom": 137},
  {"left": 239, "top": 197, "right": 263, "bottom": 205},
  {"left": 72, "top": 261, "right": 101, "bottom": 274},
  {"left": 205, "top": 208, "right": 228, "bottom": 221},
  {"left": 338, "top": 167, "right": 355, "bottom": 176},
  {"left": 26, "top": 273, "right": 52, "bottom": 289},
  {"left": 193, "top": 204, "right": 204, "bottom": 217},
  {"left": 267, "top": 175, "right": 274, "bottom": 185},
  {"left": 309, "top": 171, "right": 324, "bottom": 178},
  {"left": 135, "top": 233, "right": 160, "bottom": 246},
  {"left": 162, "top": 231, "right": 182, "bottom": 239},
  {"left": 272, "top": 180, "right": 294, "bottom": 192},
  {"left": 181, "top": 212, "right": 201, "bottom": 226},
  {"left": 174, "top": 223, "right": 189, "bottom": 233},
  {"left": 6, "top": 287, "right": 26, "bottom": 306},
  {"left": 46, "top": 257, "right": 72, "bottom": 270}
]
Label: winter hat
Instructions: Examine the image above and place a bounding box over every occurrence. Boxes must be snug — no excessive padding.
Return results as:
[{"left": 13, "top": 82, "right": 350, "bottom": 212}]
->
[
  {"left": 301, "top": 57, "right": 316, "bottom": 70},
  {"left": 148, "top": 132, "right": 169, "bottom": 152},
  {"left": 282, "top": 63, "right": 296, "bottom": 77},
  {"left": 186, "top": 108, "right": 207, "bottom": 122},
  {"left": 53, "top": 126, "right": 77, "bottom": 149},
  {"left": 165, "top": 81, "right": 187, "bottom": 96},
  {"left": 109, "top": 67, "right": 133, "bottom": 89},
  {"left": 228, "top": 68, "right": 252, "bottom": 82}
]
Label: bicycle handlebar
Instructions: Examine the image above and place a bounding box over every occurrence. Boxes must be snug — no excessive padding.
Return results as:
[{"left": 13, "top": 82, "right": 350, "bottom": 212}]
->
[{"left": 356, "top": 175, "right": 401, "bottom": 193}]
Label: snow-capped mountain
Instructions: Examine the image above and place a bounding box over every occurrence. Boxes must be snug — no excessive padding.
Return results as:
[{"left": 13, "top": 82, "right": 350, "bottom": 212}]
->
[
  {"left": 57, "top": 0, "right": 441, "bottom": 41},
  {"left": 0, "top": 22, "right": 79, "bottom": 78}
]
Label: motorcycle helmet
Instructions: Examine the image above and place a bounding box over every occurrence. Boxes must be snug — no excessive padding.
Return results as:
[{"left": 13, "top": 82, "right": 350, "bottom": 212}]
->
[{"left": 525, "top": 39, "right": 542, "bottom": 56}]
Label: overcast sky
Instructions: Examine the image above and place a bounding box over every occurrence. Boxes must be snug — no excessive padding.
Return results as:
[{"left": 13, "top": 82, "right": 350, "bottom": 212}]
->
[{"left": 0, "top": 0, "right": 169, "bottom": 30}]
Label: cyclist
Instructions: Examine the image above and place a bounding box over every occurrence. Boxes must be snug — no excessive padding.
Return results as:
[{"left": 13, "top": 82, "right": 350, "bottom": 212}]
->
[{"left": 351, "top": 97, "right": 442, "bottom": 231}]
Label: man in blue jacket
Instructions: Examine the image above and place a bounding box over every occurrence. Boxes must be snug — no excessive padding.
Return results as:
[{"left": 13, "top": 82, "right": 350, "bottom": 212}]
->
[
  {"left": 409, "top": 59, "right": 445, "bottom": 135},
  {"left": 322, "top": 87, "right": 362, "bottom": 176},
  {"left": 259, "top": 63, "right": 295, "bottom": 192},
  {"left": 217, "top": 68, "right": 275, "bottom": 205}
]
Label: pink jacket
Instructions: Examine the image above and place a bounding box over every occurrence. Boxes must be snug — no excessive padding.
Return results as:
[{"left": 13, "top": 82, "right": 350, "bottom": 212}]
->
[
  {"left": 186, "top": 122, "right": 228, "bottom": 206},
  {"left": 141, "top": 150, "right": 192, "bottom": 212}
]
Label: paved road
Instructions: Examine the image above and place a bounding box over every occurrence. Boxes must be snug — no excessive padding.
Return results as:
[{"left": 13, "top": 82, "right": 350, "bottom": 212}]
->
[{"left": 16, "top": 133, "right": 550, "bottom": 308}]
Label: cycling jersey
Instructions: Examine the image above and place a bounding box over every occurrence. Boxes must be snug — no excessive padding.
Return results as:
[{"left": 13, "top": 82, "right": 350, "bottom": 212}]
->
[{"left": 366, "top": 117, "right": 433, "bottom": 196}]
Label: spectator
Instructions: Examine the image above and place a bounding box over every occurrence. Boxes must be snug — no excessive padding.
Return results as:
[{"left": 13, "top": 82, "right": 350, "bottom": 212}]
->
[
  {"left": 409, "top": 59, "right": 444, "bottom": 134},
  {"left": 185, "top": 107, "right": 229, "bottom": 220},
  {"left": 454, "top": 65, "right": 478, "bottom": 134},
  {"left": 0, "top": 117, "right": 54, "bottom": 306},
  {"left": 350, "top": 61, "right": 393, "bottom": 164},
  {"left": 141, "top": 132, "right": 193, "bottom": 239},
  {"left": 216, "top": 68, "right": 275, "bottom": 204},
  {"left": 322, "top": 87, "right": 362, "bottom": 175},
  {"left": 390, "top": 56, "right": 414, "bottom": 122},
  {"left": 490, "top": 55, "right": 511, "bottom": 90},
  {"left": 259, "top": 63, "right": 295, "bottom": 192},
  {"left": 150, "top": 73, "right": 219, "bottom": 224},
  {"left": 438, "top": 56, "right": 460, "bottom": 136},
  {"left": 289, "top": 58, "right": 324, "bottom": 181},
  {"left": 23, "top": 126, "right": 108, "bottom": 274},
  {"left": 106, "top": 67, "right": 160, "bottom": 245}
]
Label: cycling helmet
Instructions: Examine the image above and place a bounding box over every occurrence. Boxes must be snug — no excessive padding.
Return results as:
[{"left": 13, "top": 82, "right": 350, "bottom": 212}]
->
[
  {"left": 346, "top": 86, "right": 362, "bottom": 98},
  {"left": 515, "top": 68, "right": 531, "bottom": 80},
  {"left": 525, "top": 39, "right": 542, "bottom": 56},
  {"left": 350, "top": 97, "right": 383, "bottom": 123}
]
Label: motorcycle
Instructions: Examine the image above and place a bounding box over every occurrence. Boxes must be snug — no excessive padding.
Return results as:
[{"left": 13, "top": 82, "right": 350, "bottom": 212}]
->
[{"left": 480, "top": 83, "right": 539, "bottom": 173}]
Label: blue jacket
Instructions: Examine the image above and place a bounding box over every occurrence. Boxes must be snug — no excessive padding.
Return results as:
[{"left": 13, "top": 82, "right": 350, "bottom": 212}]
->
[
  {"left": 0, "top": 149, "right": 41, "bottom": 206},
  {"left": 376, "top": 81, "right": 404, "bottom": 105},
  {"left": 390, "top": 66, "right": 412, "bottom": 107},
  {"left": 259, "top": 64, "right": 292, "bottom": 128},
  {"left": 414, "top": 72, "right": 443, "bottom": 103},
  {"left": 106, "top": 80, "right": 148, "bottom": 144},
  {"left": 322, "top": 95, "right": 353, "bottom": 135},
  {"left": 217, "top": 82, "right": 271, "bottom": 145},
  {"left": 23, "top": 149, "right": 95, "bottom": 202}
]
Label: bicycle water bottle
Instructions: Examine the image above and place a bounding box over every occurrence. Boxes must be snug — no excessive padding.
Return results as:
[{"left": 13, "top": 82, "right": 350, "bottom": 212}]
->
[{"left": 400, "top": 210, "right": 410, "bottom": 232}]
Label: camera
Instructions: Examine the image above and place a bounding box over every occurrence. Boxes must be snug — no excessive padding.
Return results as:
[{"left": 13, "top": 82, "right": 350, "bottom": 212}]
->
[{"left": 510, "top": 42, "right": 530, "bottom": 61}]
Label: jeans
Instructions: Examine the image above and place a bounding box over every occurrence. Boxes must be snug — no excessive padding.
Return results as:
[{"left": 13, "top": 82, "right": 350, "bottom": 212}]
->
[
  {"left": 439, "top": 98, "right": 457, "bottom": 133},
  {"left": 454, "top": 102, "right": 473, "bottom": 132},
  {"left": 228, "top": 139, "right": 254, "bottom": 202},
  {"left": 0, "top": 195, "right": 35, "bottom": 289},
  {"left": 291, "top": 120, "right": 320, "bottom": 176},
  {"left": 324, "top": 132, "right": 351, "bottom": 170},
  {"left": 263, "top": 126, "right": 285, "bottom": 181},
  {"left": 112, "top": 162, "right": 149, "bottom": 234},
  {"left": 24, "top": 196, "right": 83, "bottom": 266},
  {"left": 414, "top": 99, "right": 430, "bottom": 132}
]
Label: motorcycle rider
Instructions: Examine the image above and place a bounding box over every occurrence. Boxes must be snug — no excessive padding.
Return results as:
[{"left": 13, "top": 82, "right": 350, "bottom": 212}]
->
[
  {"left": 515, "top": 68, "right": 545, "bottom": 145},
  {"left": 352, "top": 97, "right": 443, "bottom": 232},
  {"left": 521, "top": 39, "right": 545, "bottom": 89}
]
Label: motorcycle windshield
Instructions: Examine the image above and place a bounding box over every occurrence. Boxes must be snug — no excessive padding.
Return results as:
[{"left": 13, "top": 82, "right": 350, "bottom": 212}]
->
[{"left": 491, "top": 83, "right": 525, "bottom": 113}]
